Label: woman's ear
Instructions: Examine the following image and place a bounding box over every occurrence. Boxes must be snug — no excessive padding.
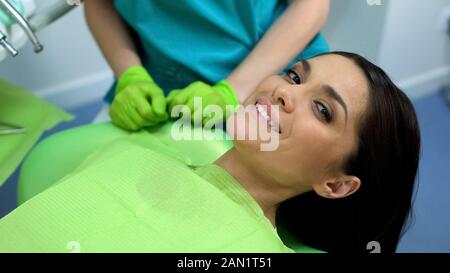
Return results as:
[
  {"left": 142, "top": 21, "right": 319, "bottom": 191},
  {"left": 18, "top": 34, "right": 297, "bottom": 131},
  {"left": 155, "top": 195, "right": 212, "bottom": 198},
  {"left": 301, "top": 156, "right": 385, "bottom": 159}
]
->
[{"left": 312, "top": 175, "right": 361, "bottom": 199}]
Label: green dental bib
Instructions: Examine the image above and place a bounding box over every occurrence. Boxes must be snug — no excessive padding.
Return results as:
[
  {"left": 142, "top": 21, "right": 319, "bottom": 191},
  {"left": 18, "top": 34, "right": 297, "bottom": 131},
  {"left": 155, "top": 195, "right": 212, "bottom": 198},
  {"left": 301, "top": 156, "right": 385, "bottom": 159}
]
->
[{"left": 0, "top": 131, "right": 294, "bottom": 253}]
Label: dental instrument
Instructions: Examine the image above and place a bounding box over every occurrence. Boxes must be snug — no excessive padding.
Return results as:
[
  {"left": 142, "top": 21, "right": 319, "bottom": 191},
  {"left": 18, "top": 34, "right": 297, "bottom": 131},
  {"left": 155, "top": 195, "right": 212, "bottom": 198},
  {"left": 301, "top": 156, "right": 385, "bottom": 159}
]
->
[
  {"left": 0, "top": 120, "right": 26, "bottom": 135},
  {"left": 0, "top": 28, "right": 17, "bottom": 56},
  {"left": 0, "top": 0, "right": 42, "bottom": 53},
  {"left": 0, "top": 0, "right": 82, "bottom": 57}
]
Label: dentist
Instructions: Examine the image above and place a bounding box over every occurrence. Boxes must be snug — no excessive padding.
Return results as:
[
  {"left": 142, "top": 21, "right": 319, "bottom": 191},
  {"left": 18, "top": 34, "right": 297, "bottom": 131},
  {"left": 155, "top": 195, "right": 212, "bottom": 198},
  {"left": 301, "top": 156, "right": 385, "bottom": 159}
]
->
[{"left": 85, "top": 0, "right": 330, "bottom": 130}]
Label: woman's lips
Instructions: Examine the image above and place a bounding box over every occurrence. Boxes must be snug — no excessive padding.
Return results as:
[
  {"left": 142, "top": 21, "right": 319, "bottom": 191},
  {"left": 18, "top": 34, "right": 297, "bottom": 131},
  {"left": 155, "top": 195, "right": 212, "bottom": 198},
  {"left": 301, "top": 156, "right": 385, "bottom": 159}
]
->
[{"left": 255, "top": 97, "right": 281, "bottom": 134}]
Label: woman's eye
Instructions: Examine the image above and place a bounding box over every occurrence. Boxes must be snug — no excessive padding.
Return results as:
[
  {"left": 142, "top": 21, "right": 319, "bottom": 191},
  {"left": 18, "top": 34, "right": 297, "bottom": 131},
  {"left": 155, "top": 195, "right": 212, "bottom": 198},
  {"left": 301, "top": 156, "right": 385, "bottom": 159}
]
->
[
  {"left": 286, "top": 69, "right": 302, "bottom": 84},
  {"left": 314, "top": 101, "right": 332, "bottom": 123}
]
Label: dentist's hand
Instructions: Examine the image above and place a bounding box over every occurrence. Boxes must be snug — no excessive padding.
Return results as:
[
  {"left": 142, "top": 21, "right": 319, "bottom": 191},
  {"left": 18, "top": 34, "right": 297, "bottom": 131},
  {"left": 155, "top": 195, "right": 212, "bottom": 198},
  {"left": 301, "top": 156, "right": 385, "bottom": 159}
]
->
[
  {"left": 166, "top": 80, "right": 239, "bottom": 126},
  {"left": 110, "top": 66, "right": 168, "bottom": 131}
]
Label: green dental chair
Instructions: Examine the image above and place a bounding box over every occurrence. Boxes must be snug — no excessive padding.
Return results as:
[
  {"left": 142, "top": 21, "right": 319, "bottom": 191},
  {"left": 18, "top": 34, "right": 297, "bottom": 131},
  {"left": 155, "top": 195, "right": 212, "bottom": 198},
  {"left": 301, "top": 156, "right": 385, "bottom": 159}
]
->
[{"left": 17, "top": 121, "right": 322, "bottom": 253}]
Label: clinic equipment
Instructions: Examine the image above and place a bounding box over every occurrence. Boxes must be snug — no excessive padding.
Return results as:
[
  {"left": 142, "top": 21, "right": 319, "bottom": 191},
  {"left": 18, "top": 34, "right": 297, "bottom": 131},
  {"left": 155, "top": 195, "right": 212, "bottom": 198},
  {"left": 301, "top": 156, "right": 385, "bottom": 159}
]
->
[
  {"left": 0, "top": 27, "right": 17, "bottom": 56},
  {"left": 0, "top": 120, "right": 25, "bottom": 135},
  {"left": 0, "top": 0, "right": 42, "bottom": 53},
  {"left": 0, "top": 0, "right": 81, "bottom": 57}
]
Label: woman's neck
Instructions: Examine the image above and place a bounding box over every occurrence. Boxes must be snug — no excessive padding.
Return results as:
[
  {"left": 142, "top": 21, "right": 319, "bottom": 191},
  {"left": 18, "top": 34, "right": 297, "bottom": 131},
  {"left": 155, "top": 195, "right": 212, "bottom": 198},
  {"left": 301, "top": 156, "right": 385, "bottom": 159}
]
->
[{"left": 215, "top": 148, "right": 305, "bottom": 227}]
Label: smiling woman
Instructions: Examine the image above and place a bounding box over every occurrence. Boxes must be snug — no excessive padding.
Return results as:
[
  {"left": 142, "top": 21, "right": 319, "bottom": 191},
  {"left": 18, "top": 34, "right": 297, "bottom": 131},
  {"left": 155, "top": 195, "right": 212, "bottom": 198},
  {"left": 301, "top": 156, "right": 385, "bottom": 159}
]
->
[
  {"left": 223, "top": 52, "right": 420, "bottom": 253},
  {"left": 0, "top": 52, "right": 420, "bottom": 253}
]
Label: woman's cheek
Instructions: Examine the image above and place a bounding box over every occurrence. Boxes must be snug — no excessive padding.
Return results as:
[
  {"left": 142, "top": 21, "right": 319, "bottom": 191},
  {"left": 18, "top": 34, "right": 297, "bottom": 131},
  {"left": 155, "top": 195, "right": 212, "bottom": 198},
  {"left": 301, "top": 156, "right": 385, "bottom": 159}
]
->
[{"left": 289, "top": 119, "right": 330, "bottom": 161}]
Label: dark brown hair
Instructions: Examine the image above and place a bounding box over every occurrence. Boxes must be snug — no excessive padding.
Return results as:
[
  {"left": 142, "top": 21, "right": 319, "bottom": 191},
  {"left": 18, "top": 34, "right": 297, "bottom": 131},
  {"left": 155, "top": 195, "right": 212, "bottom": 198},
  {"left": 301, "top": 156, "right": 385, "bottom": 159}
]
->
[{"left": 277, "top": 52, "right": 421, "bottom": 253}]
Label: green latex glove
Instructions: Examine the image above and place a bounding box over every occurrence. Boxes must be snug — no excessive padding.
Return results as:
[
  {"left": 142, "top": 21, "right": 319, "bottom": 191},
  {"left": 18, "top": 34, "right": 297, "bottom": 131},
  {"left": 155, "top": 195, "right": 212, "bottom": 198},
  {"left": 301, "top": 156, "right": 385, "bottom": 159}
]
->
[
  {"left": 167, "top": 80, "right": 240, "bottom": 126},
  {"left": 110, "top": 66, "right": 168, "bottom": 131}
]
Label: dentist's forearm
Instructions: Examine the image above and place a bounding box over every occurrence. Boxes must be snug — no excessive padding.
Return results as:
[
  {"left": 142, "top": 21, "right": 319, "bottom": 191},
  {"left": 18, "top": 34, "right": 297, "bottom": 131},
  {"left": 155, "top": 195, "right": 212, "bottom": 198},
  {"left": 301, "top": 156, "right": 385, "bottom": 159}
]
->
[
  {"left": 227, "top": 0, "right": 329, "bottom": 102},
  {"left": 84, "top": 0, "right": 141, "bottom": 78}
]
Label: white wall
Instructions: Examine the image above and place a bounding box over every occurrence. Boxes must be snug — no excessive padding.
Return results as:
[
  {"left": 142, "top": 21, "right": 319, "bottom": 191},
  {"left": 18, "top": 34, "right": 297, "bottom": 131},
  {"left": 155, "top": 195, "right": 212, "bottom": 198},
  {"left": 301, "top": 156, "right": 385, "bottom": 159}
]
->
[
  {"left": 323, "top": 0, "right": 389, "bottom": 63},
  {"left": 378, "top": 0, "right": 450, "bottom": 98},
  {"left": 0, "top": 2, "right": 113, "bottom": 109},
  {"left": 324, "top": 0, "right": 450, "bottom": 99}
]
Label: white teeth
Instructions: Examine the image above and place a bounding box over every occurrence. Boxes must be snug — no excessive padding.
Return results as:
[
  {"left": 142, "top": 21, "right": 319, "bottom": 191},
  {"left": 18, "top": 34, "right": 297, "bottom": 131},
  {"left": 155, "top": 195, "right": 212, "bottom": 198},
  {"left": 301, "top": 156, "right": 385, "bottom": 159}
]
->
[
  {"left": 256, "top": 104, "right": 270, "bottom": 121},
  {"left": 256, "top": 103, "right": 280, "bottom": 133}
]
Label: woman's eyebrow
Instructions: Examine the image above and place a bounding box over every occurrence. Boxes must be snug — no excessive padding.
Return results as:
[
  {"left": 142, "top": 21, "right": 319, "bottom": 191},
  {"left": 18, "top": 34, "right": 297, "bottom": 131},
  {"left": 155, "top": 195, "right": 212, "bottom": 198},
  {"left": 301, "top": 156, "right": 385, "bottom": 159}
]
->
[
  {"left": 323, "top": 85, "right": 348, "bottom": 125},
  {"left": 300, "top": 60, "right": 311, "bottom": 78},
  {"left": 298, "top": 60, "right": 348, "bottom": 124}
]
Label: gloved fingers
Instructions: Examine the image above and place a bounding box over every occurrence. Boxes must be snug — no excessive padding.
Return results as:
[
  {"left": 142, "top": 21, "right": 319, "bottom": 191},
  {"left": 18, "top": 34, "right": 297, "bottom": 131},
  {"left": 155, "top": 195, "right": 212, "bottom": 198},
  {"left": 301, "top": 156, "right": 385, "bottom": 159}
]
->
[
  {"left": 200, "top": 94, "right": 227, "bottom": 125},
  {"left": 128, "top": 107, "right": 150, "bottom": 129},
  {"left": 128, "top": 108, "right": 161, "bottom": 129},
  {"left": 191, "top": 107, "right": 204, "bottom": 125},
  {"left": 112, "top": 92, "right": 149, "bottom": 130},
  {"left": 207, "top": 94, "right": 225, "bottom": 109},
  {"left": 185, "top": 95, "right": 197, "bottom": 113},
  {"left": 139, "top": 84, "right": 167, "bottom": 119},
  {"left": 167, "top": 90, "right": 187, "bottom": 119},
  {"left": 203, "top": 115, "right": 216, "bottom": 127},
  {"left": 133, "top": 93, "right": 168, "bottom": 124},
  {"left": 203, "top": 106, "right": 223, "bottom": 126},
  {"left": 144, "top": 119, "right": 160, "bottom": 127},
  {"left": 166, "top": 89, "right": 181, "bottom": 105},
  {"left": 150, "top": 92, "right": 168, "bottom": 118},
  {"left": 168, "top": 88, "right": 191, "bottom": 114},
  {"left": 118, "top": 100, "right": 146, "bottom": 131},
  {"left": 128, "top": 97, "right": 166, "bottom": 128},
  {"left": 109, "top": 103, "right": 140, "bottom": 131},
  {"left": 185, "top": 96, "right": 208, "bottom": 125},
  {"left": 122, "top": 115, "right": 141, "bottom": 131}
]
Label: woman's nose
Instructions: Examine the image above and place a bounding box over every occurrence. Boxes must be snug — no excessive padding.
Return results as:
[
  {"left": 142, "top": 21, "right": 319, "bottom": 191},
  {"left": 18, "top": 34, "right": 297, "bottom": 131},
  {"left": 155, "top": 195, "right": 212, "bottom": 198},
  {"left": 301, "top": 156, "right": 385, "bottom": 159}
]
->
[{"left": 272, "top": 85, "right": 294, "bottom": 113}]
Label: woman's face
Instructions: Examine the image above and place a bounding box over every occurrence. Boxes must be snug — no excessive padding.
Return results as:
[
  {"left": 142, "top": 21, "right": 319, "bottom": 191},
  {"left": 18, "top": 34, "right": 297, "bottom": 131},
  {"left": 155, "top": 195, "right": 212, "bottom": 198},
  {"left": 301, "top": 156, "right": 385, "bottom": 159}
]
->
[{"left": 227, "top": 54, "right": 370, "bottom": 194}]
